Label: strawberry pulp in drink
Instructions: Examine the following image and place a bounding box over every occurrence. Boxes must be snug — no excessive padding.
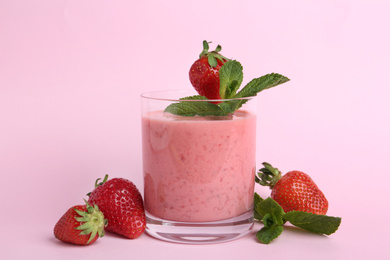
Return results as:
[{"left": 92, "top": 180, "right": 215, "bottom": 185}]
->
[{"left": 142, "top": 110, "right": 256, "bottom": 222}]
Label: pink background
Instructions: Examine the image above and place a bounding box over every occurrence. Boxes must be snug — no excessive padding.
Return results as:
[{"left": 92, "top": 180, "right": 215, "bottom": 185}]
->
[{"left": 1, "top": 0, "right": 389, "bottom": 259}]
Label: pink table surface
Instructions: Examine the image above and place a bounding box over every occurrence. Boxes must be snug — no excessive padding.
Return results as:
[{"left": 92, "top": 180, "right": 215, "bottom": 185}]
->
[{"left": 1, "top": 1, "right": 389, "bottom": 259}]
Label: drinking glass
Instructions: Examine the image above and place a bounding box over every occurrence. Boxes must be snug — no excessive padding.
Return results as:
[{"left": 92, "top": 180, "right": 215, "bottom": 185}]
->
[{"left": 141, "top": 90, "right": 257, "bottom": 244}]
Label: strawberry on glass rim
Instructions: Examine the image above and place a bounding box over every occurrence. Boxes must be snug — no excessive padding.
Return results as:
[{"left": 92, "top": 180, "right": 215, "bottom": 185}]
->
[
  {"left": 165, "top": 40, "right": 290, "bottom": 117},
  {"left": 189, "top": 41, "right": 229, "bottom": 100}
]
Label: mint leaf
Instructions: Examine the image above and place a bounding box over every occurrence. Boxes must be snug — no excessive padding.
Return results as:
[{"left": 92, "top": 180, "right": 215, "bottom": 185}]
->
[
  {"left": 263, "top": 213, "right": 279, "bottom": 229},
  {"left": 218, "top": 99, "right": 246, "bottom": 115},
  {"left": 256, "top": 226, "right": 284, "bottom": 244},
  {"left": 164, "top": 95, "right": 227, "bottom": 117},
  {"left": 235, "top": 73, "right": 290, "bottom": 98},
  {"left": 254, "top": 192, "right": 264, "bottom": 221},
  {"left": 219, "top": 102, "right": 235, "bottom": 114},
  {"left": 224, "top": 80, "right": 239, "bottom": 99},
  {"left": 221, "top": 73, "right": 290, "bottom": 112},
  {"left": 283, "top": 211, "right": 342, "bottom": 235},
  {"left": 257, "top": 197, "right": 284, "bottom": 226},
  {"left": 219, "top": 60, "right": 243, "bottom": 99},
  {"left": 178, "top": 95, "right": 206, "bottom": 100}
]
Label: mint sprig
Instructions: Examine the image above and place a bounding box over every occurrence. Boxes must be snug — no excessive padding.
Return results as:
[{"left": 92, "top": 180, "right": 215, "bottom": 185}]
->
[
  {"left": 164, "top": 60, "right": 289, "bottom": 117},
  {"left": 254, "top": 193, "right": 342, "bottom": 244},
  {"left": 235, "top": 73, "right": 290, "bottom": 98},
  {"left": 257, "top": 225, "right": 284, "bottom": 245},
  {"left": 283, "top": 211, "right": 342, "bottom": 236},
  {"left": 163, "top": 95, "right": 228, "bottom": 117},
  {"left": 219, "top": 60, "right": 243, "bottom": 99},
  {"left": 255, "top": 197, "right": 285, "bottom": 243}
]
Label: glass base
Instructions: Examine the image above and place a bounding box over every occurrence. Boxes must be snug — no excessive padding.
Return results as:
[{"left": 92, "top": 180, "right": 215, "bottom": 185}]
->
[{"left": 145, "top": 210, "right": 254, "bottom": 244}]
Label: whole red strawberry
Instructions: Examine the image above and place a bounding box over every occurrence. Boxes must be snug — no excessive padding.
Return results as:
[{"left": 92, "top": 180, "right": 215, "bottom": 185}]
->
[
  {"left": 189, "top": 40, "right": 229, "bottom": 100},
  {"left": 54, "top": 200, "right": 107, "bottom": 245},
  {"left": 256, "top": 162, "right": 328, "bottom": 215},
  {"left": 88, "top": 175, "right": 146, "bottom": 239}
]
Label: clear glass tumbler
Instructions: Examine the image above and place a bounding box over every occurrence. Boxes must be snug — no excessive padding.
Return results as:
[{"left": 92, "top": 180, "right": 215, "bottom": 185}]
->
[{"left": 141, "top": 90, "right": 257, "bottom": 244}]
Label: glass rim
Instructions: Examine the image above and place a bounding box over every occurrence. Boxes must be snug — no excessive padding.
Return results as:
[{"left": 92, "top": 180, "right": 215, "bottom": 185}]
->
[{"left": 140, "top": 89, "right": 255, "bottom": 102}]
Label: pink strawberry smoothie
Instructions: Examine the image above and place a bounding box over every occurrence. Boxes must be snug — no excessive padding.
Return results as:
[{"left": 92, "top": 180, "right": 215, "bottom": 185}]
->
[{"left": 142, "top": 110, "right": 256, "bottom": 222}]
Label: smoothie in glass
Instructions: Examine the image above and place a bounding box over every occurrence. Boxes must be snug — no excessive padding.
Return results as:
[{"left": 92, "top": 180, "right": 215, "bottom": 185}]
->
[
  {"left": 140, "top": 40, "right": 289, "bottom": 244},
  {"left": 142, "top": 110, "right": 256, "bottom": 222}
]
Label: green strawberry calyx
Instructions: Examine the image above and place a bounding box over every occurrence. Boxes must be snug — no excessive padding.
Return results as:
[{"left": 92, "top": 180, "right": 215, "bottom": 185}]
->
[
  {"left": 94, "top": 174, "right": 109, "bottom": 188},
  {"left": 74, "top": 200, "right": 108, "bottom": 244},
  {"left": 256, "top": 162, "right": 282, "bottom": 189},
  {"left": 87, "top": 174, "right": 109, "bottom": 197},
  {"left": 199, "top": 40, "right": 229, "bottom": 68}
]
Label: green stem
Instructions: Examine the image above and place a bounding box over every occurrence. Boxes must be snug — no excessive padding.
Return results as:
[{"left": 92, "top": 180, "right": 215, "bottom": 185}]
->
[{"left": 256, "top": 162, "right": 282, "bottom": 189}]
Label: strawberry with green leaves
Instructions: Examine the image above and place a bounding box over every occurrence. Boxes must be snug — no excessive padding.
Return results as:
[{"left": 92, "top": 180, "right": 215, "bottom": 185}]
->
[
  {"left": 254, "top": 163, "right": 340, "bottom": 244},
  {"left": 256, "top": 162, "right": 328, "bottom": 215},
  {"left": 88, "top": 175, "right": 146, "bottom": 239},
  {"left": 189, "top": 40, "right": 229, "bottom": 100},
  {"left": 54, "top": 201, "right": 107, "bottom": 245},
  {"left": 165, "top": 40, "right": 290, "bottom": 117}
]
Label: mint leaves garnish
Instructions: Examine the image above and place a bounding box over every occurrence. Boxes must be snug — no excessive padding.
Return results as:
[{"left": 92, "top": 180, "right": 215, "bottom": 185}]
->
[
  {"left": 161, "top": 95, "right": 228, "bottom": 117},
  {"left": 254, "top": 193, "right": 342, "bottom": 244},
  {"left": 164, "top": 60, "right": 289, "bottom": 116},
  {"left": 219, "top": 60, "right": 243, "bottom": 99},
  {"left": 283, "top": 211, "right": 342, "bottom": 236},
  {"left": 256, "top": 197, "right": 285, "bottom": 243}
]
